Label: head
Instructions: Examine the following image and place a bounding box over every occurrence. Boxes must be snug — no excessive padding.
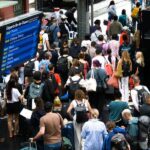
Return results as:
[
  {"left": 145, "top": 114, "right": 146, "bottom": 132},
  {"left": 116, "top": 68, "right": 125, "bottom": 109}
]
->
[
  {"left": 91, "top": 108, "right": 99, "bottom": 119},
  {"left": 78, "top": 52, "right": 85, "bottom": 60},
  {"left": 93, "top": 60, "right": 101, "bottom": 68},
  {"left": 136, "top": 2, "right": 141, "bottom": 7},
  {"left": 74, "top": 89, "right": 86, "bottom": 101},
  {"left": 121, "top": 51, "right": 131, "bottom": 63},
  {"left": 62, "top": 47, "right": 69, "bottom": 55},
  {"left": 95, "top": 45, "right": 102, "bottom": 55},
  {"left": 122, "top": 9, "right": 126, "bottom": 15},
  {"left": 106, "top": 48, "right": 112, "bottom": 55},
  {"left": 33, "top": 71, "right": 42, "bottom": 82},
  {"left": 135, "top": 51, "right": 145, "bottom": 67},
  {"left": 114, "top": 90, "right": 122, "bottom": 100},
  {"left": 10, "top": 72, "right": 18, "bottom": 83},
  {"left": 98, "top": 34, "right": 104, "bottom": 41},
  {"left": 122, "top": 109, "right": 132, "bottom": 121},
  {"left": 10, "top": 67, "right": 19, "bottom": 76},
  {"left": 48, "top": 63, "right": 54, "bottom": 72},
  {"left": 94, "top": 19, "right": 101, "bottom": 26},
  {"left": 132, "top": 75, "right": 140, "bottom": 86},
  {"left": 34, "top": 97, "right": 44, "bottom": 110},
  {"left": 106, "top": 121, "right": 116, "bottom": 132},
  {"left": 81, "top": 46, "right": 87, "bottom": 53},
  {"left": 44, "top": 102, "right": 53, "bottom": 113},
  {"left": 71, "top": 7, "right": 76, "bottom": 13},
  {"left": 91, "top": 41, "right": 97, "bottom": 47},
  {"left": 45, "top": 51, "right": 52, "bottom": 60},
  {"left": 109, "top": 0, "right": 115, "bottom": 6},
  {"left": 113, "top": 15, "right": 118, "bottom": 21}
]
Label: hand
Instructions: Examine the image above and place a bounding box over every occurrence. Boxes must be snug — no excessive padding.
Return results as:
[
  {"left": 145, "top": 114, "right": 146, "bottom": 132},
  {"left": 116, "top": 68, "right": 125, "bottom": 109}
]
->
[{"left": 29, "top": 138, "right": 34, "bottom": 142}]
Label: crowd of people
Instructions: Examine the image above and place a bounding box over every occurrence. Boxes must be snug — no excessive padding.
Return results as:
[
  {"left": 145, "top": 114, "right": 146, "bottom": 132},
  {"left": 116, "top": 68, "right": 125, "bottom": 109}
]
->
[{"left": 0, "top": 0, "right": 150, "bottom": 150}]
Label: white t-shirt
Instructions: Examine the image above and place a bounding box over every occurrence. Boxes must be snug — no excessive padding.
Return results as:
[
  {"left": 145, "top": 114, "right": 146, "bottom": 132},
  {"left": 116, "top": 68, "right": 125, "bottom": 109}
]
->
[
  {"left": 7, "top": 88, "right": 21, "bottom": 103},
  {"left": 42, "top": 33, "right": 49, "bottom": 51},
  {"left": 131, "top": 85, "right": 150, "bottom": 111}
]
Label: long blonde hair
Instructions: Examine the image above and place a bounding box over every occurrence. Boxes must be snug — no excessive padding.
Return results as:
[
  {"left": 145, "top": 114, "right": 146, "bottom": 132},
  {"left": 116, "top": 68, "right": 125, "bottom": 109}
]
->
[
  {"left": 136, "top": 51, "right": 145, "bottom": 67},
  {"left": 121, "top": 51, "right": 131, "bottom": 64}
]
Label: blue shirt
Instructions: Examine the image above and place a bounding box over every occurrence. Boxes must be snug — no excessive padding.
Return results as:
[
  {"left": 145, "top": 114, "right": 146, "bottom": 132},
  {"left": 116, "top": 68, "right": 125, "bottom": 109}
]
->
[{"left": 81, "top": 119, "right": 108, "bottom": 150}]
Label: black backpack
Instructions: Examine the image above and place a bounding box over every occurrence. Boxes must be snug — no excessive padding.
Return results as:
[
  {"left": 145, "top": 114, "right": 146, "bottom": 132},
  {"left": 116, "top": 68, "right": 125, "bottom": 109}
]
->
[
  {"left": 75, "top": 100, "right": 88, "bottom": 123},
  {"left": 68, "top": 78, "right": 81, "bottom": 98},
  {"left": 56, "top": 56, "right": 69, "bottom": 74},
  {"left": 122, "top": 61, "right": 130, "bottom": 77},
  {"left": 42, "top": 74, "right": 58, "bottom": 103},
  {"left": 24, "top": 61, "right": 35, "bottom": 77},
  {"left": 111, "top": 133, "right": 129, "bottom": 150},
  {"left": 134, "top": 87, "right": 149, "bottom": 107}
]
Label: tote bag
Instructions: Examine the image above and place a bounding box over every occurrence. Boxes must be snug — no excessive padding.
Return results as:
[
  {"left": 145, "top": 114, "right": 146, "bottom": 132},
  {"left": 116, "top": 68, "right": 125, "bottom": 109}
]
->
[{"left": 86, "top": 70, "right": 97, "bottom": 92}]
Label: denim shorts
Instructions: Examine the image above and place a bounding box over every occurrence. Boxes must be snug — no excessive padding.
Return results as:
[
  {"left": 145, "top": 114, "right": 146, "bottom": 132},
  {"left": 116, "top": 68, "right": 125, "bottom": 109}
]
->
[{"left": 44, "top": 142, "right": 61, "bottom": 150}]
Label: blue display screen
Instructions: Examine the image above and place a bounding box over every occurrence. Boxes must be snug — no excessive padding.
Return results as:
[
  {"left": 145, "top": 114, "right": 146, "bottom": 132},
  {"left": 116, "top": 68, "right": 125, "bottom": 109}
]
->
[{"left": 0, "top": 12, "right": 42, "bottom": 74}]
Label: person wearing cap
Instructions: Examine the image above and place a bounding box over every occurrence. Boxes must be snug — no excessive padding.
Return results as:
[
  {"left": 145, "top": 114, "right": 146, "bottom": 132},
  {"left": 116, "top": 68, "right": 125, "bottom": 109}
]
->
[
  {"left": 30, "top": 102, "right": 64, "bottom": 150},
  {"left": 86, "top": 59, "right": 107, "bottom": 113},
  {"left": 81, "top": 108, "right": 107, "bottom": 150}
]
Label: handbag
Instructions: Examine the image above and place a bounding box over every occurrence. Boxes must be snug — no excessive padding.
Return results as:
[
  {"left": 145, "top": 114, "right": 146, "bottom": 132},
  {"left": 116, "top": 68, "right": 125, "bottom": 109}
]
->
[
  {"left": 107, "top": 73, "right": 119, "bottom": 89},
  {"left": 86, "top": 70, "right": 97, "bottom": 92},
  {"left": 104, "top": 57, "right": 113, "bottom": 76}
]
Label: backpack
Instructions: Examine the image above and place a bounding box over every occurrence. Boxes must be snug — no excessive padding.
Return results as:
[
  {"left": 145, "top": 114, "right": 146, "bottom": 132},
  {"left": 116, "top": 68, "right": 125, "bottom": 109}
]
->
[
  {"left": 134, "top": 87, "right": 149, "bottom": 107},
  {"left": 120, "top": 43, "right": 131, "bottom": 53},
  {"left": 75, "top": 100, "right": 88, "bottom": 123},
  {"left": 42, "top": 74, "right": 58, "bottom": 103},
  {"left": 56, "top": 56, "right": 69, "bottom": 74},
  {"left": 111, "top": 133, "right": 129, "bottom": 150},
  {"left": 131, "top": 7, "right": 139, "bottom": 19},
  {"left": 24, "top": 61, "right": 35, "bottom": 77},
  {"left": 68, "top": 78, "right": 81, "bottom": 98},
  {"left": 122, "top": 61, "right": 130, "bottom": 77},
  {"left": 29, "top": 82, "right": 44, "bottom": 99}
]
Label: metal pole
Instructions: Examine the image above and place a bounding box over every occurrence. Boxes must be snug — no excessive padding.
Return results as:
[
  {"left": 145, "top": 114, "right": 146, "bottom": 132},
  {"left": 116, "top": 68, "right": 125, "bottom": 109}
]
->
[{"left": 91, "top": 0, "right": 94, "bottom": 27}]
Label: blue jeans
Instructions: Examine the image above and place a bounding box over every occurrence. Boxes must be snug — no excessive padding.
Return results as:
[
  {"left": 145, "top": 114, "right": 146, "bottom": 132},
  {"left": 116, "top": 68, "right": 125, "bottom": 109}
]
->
[{"left": 44, "top": 142, "right": 61, "bottom": 150}]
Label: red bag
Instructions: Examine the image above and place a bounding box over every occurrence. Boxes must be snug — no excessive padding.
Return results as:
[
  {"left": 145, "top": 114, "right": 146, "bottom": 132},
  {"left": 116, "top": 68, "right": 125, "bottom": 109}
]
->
[
  {"left": 105, "top": 63, "right": 113, "bottom": 76},
  {"left": 107, "top": 74, "right": 119, "bottom": 88}
]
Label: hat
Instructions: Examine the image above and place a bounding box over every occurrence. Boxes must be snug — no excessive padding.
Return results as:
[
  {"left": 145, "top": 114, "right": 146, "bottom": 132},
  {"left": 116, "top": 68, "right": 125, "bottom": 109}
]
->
[
  {"left": 122, "top": 26, "right": 129, "bottom": 31},
  {"left": 61, "top": 14, "right": 67, "bottom": 19}
]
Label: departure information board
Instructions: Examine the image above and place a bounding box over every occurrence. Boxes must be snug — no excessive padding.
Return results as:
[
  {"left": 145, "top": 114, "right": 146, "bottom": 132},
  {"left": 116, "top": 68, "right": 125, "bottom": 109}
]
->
[{"left": 0, "top": 11, "right": 42, "bottom": 74}]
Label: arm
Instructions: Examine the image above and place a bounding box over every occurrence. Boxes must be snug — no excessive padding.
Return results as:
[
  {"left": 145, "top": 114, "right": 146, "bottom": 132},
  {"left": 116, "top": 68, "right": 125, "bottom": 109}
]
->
[
  {"left": 33, "top": 126, "right": 45, "bottom": 141},
  {"left": 131, "top": 90, "right": 139, "bottom": 111},
  {"left": 67, "top": 102, "right": 74, "bottom": 120},
  {"left": 46, "top": 40, "right": 51, "bottom": 51}
]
